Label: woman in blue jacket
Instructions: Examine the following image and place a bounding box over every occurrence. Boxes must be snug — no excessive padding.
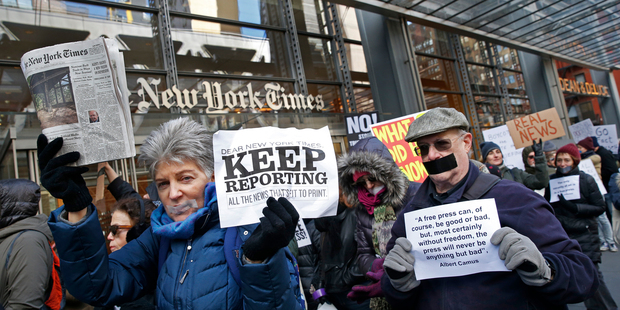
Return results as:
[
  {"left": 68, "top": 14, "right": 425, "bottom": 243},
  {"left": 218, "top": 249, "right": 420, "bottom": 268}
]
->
[{"left": 42, "top": 118, "right": 304, "bottom": 310}]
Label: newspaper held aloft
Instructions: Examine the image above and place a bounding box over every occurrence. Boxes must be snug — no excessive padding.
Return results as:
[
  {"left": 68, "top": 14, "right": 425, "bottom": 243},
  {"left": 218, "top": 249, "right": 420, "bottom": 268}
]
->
[{"left": 20, "top": 37, "right": 135, "bottom": 166}]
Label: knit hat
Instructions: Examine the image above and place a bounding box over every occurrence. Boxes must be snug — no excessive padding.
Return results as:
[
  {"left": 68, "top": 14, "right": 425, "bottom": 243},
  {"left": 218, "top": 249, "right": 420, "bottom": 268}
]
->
[
  {"left": 590, "top": 136, "right": 600, "bottom": 148},
  {"left": 556, "top": 143, "right": 581, "bottom": 165},
  {"left": 353, "top": 171, "right": 370, "bottom": 182},
  {"left": 405, "top": 108, "right": 470, "bottom": 142},
  {"left": 577, "top": 137, "right": 594, "bottom": 151},
  {"left": 480, "top": 142, "right": 501, "bottom": 161},
  {"left": 542, "top": 140, "right": 557, "bottom": 153}
]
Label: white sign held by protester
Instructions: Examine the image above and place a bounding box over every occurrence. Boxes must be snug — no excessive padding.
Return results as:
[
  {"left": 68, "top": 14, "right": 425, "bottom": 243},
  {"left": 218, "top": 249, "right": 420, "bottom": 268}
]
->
[
  {"left": 295, "top": 219, "right": 312, "bottom": 248},
  {"left": 213, "top": 126, "right": 339, "bottom": 228},
  {"left": 403, "top": 199, "right": 509, "bottom": 280},
  {"left": 569, "top": 119, "right": 595, "bottom": 143},
  {"left": 548, "top": 176, "right": 580, "bottom": 203},
  {"left": 579, "top": 158, "right": 607, "bottom": 195},
  {"left": 594, "top": 125, "right": 618, "bottom": 154},
  {"left": 482, "top": 125, "right": 524, "bottom": 170}
]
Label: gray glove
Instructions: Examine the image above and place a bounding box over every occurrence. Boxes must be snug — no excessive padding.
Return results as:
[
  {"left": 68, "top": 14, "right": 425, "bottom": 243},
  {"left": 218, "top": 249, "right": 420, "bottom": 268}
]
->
[
  {"left": 491, "top": 227, "right": 552, "bottom": 286},
  {"left": 383, "top": 237, "right": 420, "bottom": 292}
]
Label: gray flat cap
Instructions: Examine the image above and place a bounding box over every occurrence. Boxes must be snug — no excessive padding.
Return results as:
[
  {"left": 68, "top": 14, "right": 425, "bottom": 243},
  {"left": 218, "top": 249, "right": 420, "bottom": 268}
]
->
[{"left": 405, "top": 108, "right": 469, "bottom": 142}]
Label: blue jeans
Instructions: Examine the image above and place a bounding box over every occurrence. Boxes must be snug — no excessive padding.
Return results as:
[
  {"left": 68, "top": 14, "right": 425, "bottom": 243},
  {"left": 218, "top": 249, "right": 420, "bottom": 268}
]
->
[{"left": 598, "top": 213, "right": 615, "bottom": 245}]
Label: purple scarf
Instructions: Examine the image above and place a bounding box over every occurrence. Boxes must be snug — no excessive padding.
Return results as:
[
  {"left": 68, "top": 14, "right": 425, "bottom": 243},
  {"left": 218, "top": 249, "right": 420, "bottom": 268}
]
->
[{"left": 357, "top": 187, "right": 386, "bottom": 215}]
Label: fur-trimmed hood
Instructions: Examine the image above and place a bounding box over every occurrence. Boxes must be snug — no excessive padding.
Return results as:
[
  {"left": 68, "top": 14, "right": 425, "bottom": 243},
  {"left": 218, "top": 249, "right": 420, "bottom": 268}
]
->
[{"left": 338, "top": 138, "right": 409, "bottom": 210}]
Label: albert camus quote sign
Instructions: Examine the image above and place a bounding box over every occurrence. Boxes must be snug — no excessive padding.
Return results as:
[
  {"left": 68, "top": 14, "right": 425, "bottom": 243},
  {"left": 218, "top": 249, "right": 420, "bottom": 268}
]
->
[{"left": 213, "top": 126, "right": 339, "bottom": 228}]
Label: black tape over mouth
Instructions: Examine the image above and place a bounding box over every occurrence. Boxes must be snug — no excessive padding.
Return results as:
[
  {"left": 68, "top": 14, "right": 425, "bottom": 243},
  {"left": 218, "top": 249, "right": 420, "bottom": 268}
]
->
[{"left": 423, "top": 153, "right": 458, "bottom": 175}]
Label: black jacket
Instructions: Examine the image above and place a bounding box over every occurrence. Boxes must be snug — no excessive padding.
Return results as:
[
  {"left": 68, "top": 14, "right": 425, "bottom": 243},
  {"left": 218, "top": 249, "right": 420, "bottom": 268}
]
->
[
  {"left": 545, "top": 167, "right": 606, "bottom": 263},
  {"left": 312, "top": 204, "right": 366, "bottom": 294},
  {"left": 595, "top": 146, "right": 618, "bottom": 190},
  {"left": 297, "top": 219, "right": 321, "bottom": 310}
]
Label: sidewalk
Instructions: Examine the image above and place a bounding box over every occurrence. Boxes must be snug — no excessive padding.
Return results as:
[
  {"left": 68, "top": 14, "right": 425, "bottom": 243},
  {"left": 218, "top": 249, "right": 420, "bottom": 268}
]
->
[{"left": 568, "top": 251, "right": 620, "bottom": 309}]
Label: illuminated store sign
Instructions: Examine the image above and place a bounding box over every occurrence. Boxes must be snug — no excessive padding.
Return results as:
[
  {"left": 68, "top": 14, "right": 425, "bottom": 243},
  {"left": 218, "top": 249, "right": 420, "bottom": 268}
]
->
[
  {"left": 558, "top": 78, "right": 609, "bottom": 97},
  {"left": 135, "top": 78, "right": 325, "bottom": 112}
]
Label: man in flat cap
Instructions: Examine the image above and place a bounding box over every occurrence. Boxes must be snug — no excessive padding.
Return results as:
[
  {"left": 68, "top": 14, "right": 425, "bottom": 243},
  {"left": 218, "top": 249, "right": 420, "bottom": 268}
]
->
[{"left": 380, "top": 108, "right": 599, "bottom": 309}]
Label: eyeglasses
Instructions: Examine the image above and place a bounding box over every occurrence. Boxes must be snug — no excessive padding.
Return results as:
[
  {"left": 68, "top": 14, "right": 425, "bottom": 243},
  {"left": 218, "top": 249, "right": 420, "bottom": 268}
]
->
[
  {"left": 528, "top": 155, "right": 535, "bottom": 159},
  {"left": 354, "top": 176, "right": 377, "bottom": 187},
  {"left": 109, "top": 225, "right": 132, "bottom": 236},
  {"left": 414, "top": 134, "right": 465, "bottom": 157}
]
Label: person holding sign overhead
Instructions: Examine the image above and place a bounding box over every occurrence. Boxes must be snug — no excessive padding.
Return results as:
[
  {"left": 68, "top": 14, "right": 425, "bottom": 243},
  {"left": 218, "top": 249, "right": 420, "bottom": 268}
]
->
[
  {"left": 42, "top": 118, "right": 304, "bottom": 310},
  {"left": 544, "top": 143, "right": 617, "bottom": 309},
  {"left": 381, "top": 108, "right": 598, "bottom": 309},
  {"left": 479, "top": 139, "right": 549, "bottom": 190}
]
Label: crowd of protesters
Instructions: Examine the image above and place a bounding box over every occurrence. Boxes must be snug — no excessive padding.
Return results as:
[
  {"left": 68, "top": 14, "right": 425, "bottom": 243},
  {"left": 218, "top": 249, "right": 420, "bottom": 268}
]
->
[{"left": 1, "top": 108, "right": 619, "bottom": 310}]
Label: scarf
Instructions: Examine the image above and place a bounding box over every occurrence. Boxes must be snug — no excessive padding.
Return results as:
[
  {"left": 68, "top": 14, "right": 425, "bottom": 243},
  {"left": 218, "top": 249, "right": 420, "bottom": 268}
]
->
[
  {"left": 358, "top": 187, "right": 386, "bottom": 215},
  {"left": 151, "top": 182, "right": 217, "bottom": 239}
]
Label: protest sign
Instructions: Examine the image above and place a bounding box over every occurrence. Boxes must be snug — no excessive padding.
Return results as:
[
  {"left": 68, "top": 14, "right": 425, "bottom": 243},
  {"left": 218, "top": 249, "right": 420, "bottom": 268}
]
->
[
  {"left": 482, "top": 125, "right": 524, "bottom": 170},
  {"left": 371, "top": 112, "right": 427, "bottom": 182},
  {"left": 213, "top": 126, "right": 339, "bottom": 228},
  {"left": 568, "top": 119, "right": 594, "bottom": 143},
  {"left": 295, "top": 219, "right": 312, "bottom": 248},
  {"left": 346, "top": 112, "right": 378, "bottom": 147},
  {"left": 548, "top": 176, "right": 580, "bottom": 203},
  {"left": 594, "top": 125, "right": 618, "bottom": 154},
  {"left": 505, "top": 108, "right": 565, "bottom": 149},
  {"left": 403, "top": 199, "right": 509, "bottom": 280},
  {"left": 579, "top": 158, "right": 607, "bottom": 195}
]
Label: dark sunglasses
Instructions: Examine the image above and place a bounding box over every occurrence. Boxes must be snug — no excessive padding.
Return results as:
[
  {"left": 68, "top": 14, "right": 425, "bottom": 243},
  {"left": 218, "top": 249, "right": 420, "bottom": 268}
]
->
[
  {"left": 414, "top": 135, "right": 464, "bottom": 157},
  {"left": 528, "top": 155, "right": 535, "bottom": 159},
  {"left": 354, "top": 176, "right": 377, "bottom": 187},
  {"left": 109, "top": 225, "right": 132, "bottom": 236}
]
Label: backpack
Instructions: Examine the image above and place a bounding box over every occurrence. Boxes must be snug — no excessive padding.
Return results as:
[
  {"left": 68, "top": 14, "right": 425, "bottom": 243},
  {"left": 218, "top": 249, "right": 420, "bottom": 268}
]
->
[
  {"left": 1, "top": 230, "right": 64, "bottom": 310},
  {"left": 157, "top": 225, "right": 306, "bottom": 308}
]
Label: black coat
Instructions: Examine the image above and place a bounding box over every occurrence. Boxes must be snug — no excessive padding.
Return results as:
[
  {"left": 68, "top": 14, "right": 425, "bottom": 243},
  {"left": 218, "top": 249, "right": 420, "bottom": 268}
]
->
[
  {"left": 595, "top": 146, "right": 618, "bottom": 190},
  {"left": 297, "top": 219, "right": 321, "bottom": 310},
  {"left": 313, "top": 205, "right": 366, "bottom": 294},
  {"left": 545, "top": 167, "right": 606, "bottom": 263}
]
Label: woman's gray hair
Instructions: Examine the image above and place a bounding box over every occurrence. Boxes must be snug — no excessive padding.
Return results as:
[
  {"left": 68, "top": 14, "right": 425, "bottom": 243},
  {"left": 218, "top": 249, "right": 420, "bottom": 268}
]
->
[{"left": 139, "top": 118, "right": 213, "bottom": 179}]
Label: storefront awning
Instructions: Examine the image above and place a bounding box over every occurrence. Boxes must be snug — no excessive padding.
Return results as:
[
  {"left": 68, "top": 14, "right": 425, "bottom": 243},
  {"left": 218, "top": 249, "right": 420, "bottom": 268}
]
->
[{"left": 337, "top": 0, "right": 620, "bottom": 70}]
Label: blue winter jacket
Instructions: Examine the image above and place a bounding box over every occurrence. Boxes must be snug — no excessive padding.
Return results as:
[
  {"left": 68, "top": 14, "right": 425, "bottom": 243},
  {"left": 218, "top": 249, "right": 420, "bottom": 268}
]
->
[
  {"left": 48, "top": 185, "right": 303, "bottom": 310},
  {"left": 382, "top": 162, "right": 599, "bottom": 310}
]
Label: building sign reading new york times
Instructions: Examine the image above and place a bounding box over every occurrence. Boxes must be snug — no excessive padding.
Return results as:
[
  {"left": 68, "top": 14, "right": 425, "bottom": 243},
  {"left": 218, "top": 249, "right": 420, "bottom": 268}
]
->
[
  {"left": 135, "top": 78, "right": 325, "bottom": 112},
  {"left": 213, "top": 126, "right": 339, "bottom": 228}
]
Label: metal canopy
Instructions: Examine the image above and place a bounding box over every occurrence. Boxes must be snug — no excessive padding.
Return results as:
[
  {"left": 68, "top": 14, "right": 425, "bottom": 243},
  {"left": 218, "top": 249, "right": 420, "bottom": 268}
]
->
[{"left": 335, "top": 0, "right": 620, "bottom": 70}]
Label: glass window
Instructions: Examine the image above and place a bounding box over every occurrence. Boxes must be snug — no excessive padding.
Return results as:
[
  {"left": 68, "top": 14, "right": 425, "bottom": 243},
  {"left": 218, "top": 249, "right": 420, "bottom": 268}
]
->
[
  {"left": 299, "top": 35, "right": 338, "bottom": 81},
  {"left": 346, "top": 43, "right": 368, "bottom": 84},
  {"left": 168, "top": 0, "right": 281, "bottom": 27},
  {"left": 417, "top": 56, "right": 460, "bottom": 93},
  {"left": 461, "top": 36, "right": 490, "bottom": 65},
  {"left": 0, "top": 1, "right": 163, "bottom": 69},
  {"left": 0, "top": 141, "right": 15, "bottom": 180},
  {"left": 475, "top": 96, "right": 504, "bottom": 128},
  {"left": 292, "top": 0, "right": 327, "bottom": 35},
  {"left": 408, "top": 22, "right": 453, "bottom": 58},
  {"left": 354, "top": 87, "right": 374, "bottom": 113},
  {"left": 468, "top": 64, "right": 496, "bottom": 94},
  {"left": 424, "top": 92, "right": 464, "bottom": 112},
  {"left": 503, "top": 71, "right": 527, "bottom": 97},
  {"left": 307, "top": 83, "right": 342, "bottom": 113},
  {"left": 510, "top": 98, "right": 531, "bottom": 117},
  {"left": 337, "top": 5, "right": 361, "bottom": 41},
  {"left": 126, "top": 73, "right": 169, "bottom": 114},
  {"left": 170, "top": 17, "right": 291, "bottom": 78},
  {"left": 0, "top": 66, "right": 33, "bottom": 113}
]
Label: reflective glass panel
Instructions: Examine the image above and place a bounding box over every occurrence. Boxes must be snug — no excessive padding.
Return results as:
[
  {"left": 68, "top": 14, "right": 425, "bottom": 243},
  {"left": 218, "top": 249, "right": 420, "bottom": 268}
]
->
[
  {"left": 506, "top": 0, "right": 593, "bottom": 40},
  {"left": 510, "top": 98, "right": 531, "bottom": 118},
  {"left": 168, "top": 0, "right": 281, "bottom": 27},
  {"left": 308, "top": 83, "right": 342, "bottom": 113},
  {"left": 292, "top": 0, "right": 328, "bottom": 35},
  {"left": 337, "top": 5, "right": 361, "bottom": 41},
  {"left": 126, "top": 73, "right": 168, "bottom": 114},
  {"left": 354, "top": 87, "right": 374, "bottom": 113},
  {"left": 0, "top": 66, "right": 32, "bottom": 113},
  {"left": 493, "top": 45, "right": 521, "bottom": 70},
  {"left": 170, "top": 17, "right": 291, "bottom": 78},
  {"left": 468, "top": 64, "right": 496, "bottom": 94},
  {"left": 460, "top": 36, "right": 489, "bottom": 64},
  {"left": 475, "top": 96, "right": 503, "bottom": 128},
  {"left": 299, "top": 35, "right": 338, "bottom": 81},
  {"left": 0, "top": 1, "right": 162, "bottom": 69},
  {"left": 408, "top": 23, "right": 453, "bottom": 58},
  {"left": 502, "top": 71, "right": 527, "bottom": 97},
  {"left": 417, "top": 56, "right": 460, "bottom": 92},
  {"left": 346, "top": 43, "right": 368, "bottom": 84},
  {"left": 424, "top": 92, "right": 464, "bottom": 112}
]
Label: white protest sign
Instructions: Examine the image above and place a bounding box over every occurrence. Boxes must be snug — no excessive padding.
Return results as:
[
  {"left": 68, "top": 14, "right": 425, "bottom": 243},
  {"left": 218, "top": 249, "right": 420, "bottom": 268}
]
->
[
  {"left": 213, "top": 126, "right": 339, "bottom": 228},
  {"left": 295, "top": 219, "right": 312, "bottom": 248},
  {"left": 482, "top": 125, "right": 524, "bottom": 170},
  {"left": 403, "top": 199, "right": 509, "bottom": 280},
  {"left": 569, "top": 119, "right": 594, "bottom": 143},
  {"left": 579, "top": 158, "right": 607, "bottom": 195},
  {"left": 548, "top": 176, "right": 580, "bottom": 203},
  {"left": 594, "top": 125, "right": 618, "bottom": 154}
]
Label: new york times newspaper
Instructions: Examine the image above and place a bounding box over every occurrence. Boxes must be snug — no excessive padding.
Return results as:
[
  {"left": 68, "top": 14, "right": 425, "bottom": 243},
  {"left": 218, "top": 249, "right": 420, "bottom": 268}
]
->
[{"left": 21, "top": 37, "right": 135, "bottom": 166}]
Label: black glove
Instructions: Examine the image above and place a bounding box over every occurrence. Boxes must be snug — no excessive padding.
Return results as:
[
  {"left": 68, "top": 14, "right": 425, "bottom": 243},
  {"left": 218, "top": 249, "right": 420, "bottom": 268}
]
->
[
  {"left": 37, "top": 134, "right": 92, "bottom": 212},
  {"left": 532, "top": 139, "right": 543, "bottom": 157},
  {"left": 558, "top": 194, "right": 578, "bottom": 214},
  {"left": 242, "top": 197, "right": 300, "bottom": 261}
]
